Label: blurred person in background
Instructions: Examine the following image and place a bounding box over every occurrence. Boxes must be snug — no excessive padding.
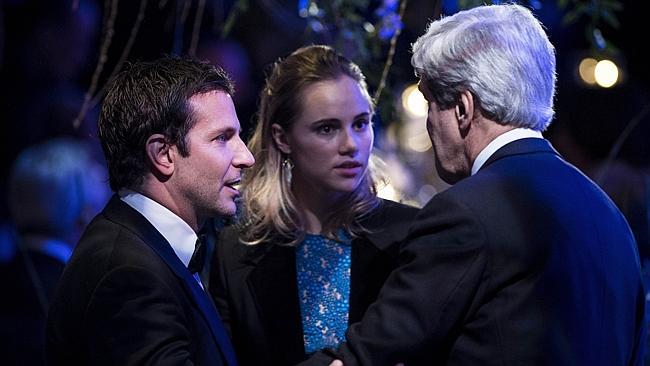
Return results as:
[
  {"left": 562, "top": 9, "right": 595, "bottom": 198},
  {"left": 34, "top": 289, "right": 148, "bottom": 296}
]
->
[{"left": 0, "top": 137, "right": 109, "bottom": 365}]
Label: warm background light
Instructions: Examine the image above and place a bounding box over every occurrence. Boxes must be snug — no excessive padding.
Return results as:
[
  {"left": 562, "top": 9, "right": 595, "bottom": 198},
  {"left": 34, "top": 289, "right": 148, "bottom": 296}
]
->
[
  {"left": 578, "top": 57, "right": 598, "bottom": 85},
  {"left": 377, "top": 182, "right": 400, "bottom": 201},
  {"left": 407, "top": 133, "right": 432, "bottom": 152},
  {"left": 401, "top": 83, "right": 428, "bottom": 118},
  {"left": 594, "top": 59, "right": 619, "bottom": 88},
  {"left": 578, "top": 57, "right": 620, "bottom": 88}
]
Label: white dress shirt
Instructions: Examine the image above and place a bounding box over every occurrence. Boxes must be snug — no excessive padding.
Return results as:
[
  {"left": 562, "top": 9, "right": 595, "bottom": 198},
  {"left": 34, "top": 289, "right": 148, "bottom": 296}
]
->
[
  {"left": 471, "top": 128, "right": 544, "bottom": 175},
  {"left": 119, "top": 190, "right": 198, "bottom": 269}
]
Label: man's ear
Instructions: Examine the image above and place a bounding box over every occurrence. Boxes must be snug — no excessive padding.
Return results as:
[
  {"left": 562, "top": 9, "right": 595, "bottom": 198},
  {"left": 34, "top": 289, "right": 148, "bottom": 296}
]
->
[
  {"left": 145, "top": 134, "right": 175, "bottom": 177},
  {"left": 456, "top": 90, "right": 475, "bottom": 131},
  {"left": 271, "top": 123, "right": 291, "bottom": 154}
]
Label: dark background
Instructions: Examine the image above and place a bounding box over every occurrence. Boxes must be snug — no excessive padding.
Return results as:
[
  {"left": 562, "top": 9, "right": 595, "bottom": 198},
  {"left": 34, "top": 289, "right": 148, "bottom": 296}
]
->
[{"left": 1, "top": 0, "right": 649, "bottom": 254}]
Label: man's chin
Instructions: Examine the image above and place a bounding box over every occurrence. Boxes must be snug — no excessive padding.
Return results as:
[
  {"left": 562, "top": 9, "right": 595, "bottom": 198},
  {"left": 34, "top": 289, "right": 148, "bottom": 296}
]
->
[{"left": 213, "top": 199, "right": 241, "bottom": 219}]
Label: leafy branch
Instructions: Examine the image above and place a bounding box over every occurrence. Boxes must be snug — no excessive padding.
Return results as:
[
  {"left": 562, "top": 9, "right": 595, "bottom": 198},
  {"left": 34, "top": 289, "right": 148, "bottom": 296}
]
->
[{"left": 73, "top": 0, "right": 623, "bottom": 129}]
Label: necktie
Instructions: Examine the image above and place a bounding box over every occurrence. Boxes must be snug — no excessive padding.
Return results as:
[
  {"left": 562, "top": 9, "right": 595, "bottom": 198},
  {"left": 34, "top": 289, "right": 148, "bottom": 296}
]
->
[{"left": 188, "top": 234, "right": 206, "bottom": 274}]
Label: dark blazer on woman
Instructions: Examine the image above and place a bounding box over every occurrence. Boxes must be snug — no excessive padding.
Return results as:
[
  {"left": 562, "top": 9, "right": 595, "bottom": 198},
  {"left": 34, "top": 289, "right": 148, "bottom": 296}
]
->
[
  {"left": 46, "top": 196, "right": 237, "bottom": 366},
  {"left": 210, "top": 199, "right": 419, "bottom": 366}
]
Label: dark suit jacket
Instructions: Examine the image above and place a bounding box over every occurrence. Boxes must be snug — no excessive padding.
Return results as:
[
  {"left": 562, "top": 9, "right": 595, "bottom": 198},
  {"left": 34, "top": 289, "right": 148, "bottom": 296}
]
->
[
  {"left": 210, "top": 199, "right": 419, "bottom": 366},
  {"left": 46, "top": 196, "right": 237, "bottom": 366},
  {"left": 306, "top": 138, "right": 647, "bottom": 366}
]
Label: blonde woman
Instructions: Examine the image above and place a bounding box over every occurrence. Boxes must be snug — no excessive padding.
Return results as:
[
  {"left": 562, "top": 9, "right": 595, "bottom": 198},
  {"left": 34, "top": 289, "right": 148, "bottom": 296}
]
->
[{"left": 209, "top": 45, "right": 418, "bottom": 366}]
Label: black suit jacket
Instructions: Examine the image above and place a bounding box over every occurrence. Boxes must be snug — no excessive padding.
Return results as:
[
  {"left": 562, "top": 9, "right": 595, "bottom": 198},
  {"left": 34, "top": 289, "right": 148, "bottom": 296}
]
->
[
  {"left": 306, "top": 138, "right": 647, "bottom": 366},
  {"left": 210, "top": 199, "right": 419, "bottom": 366},
  {"left": 46, "top": 196, "right": 237, "bottom": 366}
]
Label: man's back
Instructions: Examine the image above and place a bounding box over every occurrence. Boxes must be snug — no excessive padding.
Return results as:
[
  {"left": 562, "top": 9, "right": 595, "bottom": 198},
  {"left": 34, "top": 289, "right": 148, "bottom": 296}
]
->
[
  {"left": 331, "top": 138, "right": 645, "bottom": 366},
  {"left": 435, "top": 138, "right": 646, "bottom": 364}
]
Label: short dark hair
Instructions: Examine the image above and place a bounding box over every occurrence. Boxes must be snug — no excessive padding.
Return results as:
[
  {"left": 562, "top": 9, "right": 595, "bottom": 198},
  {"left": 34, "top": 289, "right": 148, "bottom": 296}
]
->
[{"left": 98, "top": 55, "right": 234, "bottom": 191}]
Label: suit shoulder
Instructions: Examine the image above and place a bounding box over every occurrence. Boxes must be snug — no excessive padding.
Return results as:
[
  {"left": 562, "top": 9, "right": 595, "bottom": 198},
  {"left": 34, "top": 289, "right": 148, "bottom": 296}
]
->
[
  {"left": 415, "top": 184, "right": 488, "bottom": 238},
  {"left": 357, "top": 200, "right": 420, "bottom": 250},
  {"left": 377, "top": 199, "right": 420, "bottom": 216},
  {"left": 368, "top": 199, "right": 419, "bottom": 226},
  {"left": 73, "top": 213, "right": 167, "bottom": 276}
]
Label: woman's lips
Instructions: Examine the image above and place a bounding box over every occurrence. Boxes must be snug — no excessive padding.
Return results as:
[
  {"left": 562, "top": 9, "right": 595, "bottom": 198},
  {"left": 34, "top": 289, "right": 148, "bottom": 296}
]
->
[{"left": 334, "top": 162, "right": 363, "bottom": 177}]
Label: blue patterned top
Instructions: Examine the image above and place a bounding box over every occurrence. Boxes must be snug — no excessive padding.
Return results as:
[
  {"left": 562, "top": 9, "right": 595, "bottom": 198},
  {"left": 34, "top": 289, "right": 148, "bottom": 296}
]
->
[{"left": 295, "top": 232, "right": 352, "bottom": 354}]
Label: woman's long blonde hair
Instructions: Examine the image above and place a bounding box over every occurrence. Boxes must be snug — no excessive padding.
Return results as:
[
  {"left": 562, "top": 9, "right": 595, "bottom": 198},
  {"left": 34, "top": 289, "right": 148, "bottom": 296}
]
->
[{"left": 239, "top": 45, "right": 383, "bottom": 246}]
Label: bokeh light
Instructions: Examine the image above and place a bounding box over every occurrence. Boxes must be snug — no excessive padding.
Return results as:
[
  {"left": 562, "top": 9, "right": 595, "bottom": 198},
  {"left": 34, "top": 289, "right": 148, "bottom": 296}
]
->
[
  {"left": 578, "top": 57, "right": 598, "bottom": 85},
  {"left": 401, "top": 83, "right": 428, "bottom": 118},
  {"left": 594, "top": 59, "right": 619, "bottom": 88}
]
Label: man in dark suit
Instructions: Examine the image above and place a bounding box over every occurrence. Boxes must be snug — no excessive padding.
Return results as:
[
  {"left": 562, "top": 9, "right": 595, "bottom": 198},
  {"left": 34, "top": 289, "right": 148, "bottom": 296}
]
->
[
  {"left": 305, "top": 4, "right": 647, "bottom": 366},
  {"left": 46, "top": 56, "right": 254, "bottom": 365}
]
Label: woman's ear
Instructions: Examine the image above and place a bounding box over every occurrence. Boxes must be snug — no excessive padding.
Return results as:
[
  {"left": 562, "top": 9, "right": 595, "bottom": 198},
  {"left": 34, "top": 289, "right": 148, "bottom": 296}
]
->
[
  {"left": 145, "top": 134, "right": 175, "bottom": 177},
  {"left": 271, "top": 123, "right": 291, "bottom": 154}
]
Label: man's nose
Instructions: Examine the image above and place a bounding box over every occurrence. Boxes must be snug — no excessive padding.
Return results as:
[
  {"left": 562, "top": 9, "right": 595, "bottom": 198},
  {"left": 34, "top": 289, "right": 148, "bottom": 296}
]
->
[{"left": 234, "top": 138, "right": 255, "bottom": 168}]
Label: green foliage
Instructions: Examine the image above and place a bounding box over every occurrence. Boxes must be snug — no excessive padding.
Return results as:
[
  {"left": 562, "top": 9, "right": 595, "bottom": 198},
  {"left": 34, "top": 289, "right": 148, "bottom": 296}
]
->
[
  {"left": 557, "top": 0, "right": 623, "bottom": 52},
  {"left": 222, "top": 0, "right": 249, "bottom": 38},
  {"left": 458, "top": 0, "right": 491, "bottom": 8},
  {"left": 297, "top": 0, "right": 407, "bottom": 126},
  {"left": 221, "top": 0, "right": 623, "bottom": 125}
]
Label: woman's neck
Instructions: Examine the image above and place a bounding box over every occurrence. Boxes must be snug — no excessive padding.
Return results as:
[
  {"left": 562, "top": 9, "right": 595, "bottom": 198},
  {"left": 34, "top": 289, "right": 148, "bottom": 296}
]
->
[{"left": 292, "top": 180, "right": 346, "bottom": 235}]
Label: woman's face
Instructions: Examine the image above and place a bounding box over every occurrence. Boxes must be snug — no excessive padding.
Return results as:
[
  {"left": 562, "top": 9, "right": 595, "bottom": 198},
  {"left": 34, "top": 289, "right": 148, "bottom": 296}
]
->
[{"left": 273, "top": 75, "right": 373, "bottom": 199}]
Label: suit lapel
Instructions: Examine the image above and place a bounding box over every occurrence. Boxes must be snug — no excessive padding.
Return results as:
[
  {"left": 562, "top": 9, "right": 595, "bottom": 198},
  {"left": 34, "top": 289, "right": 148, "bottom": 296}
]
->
[
  {"left": 247, "top": 244, "right": 304, "bottom": 360},
  {"left": 104, "top": 196, "right": 238, "bottom": 366},
  {"left": 349, "top": 238, "right": 383, "bottom": 323},
  {"left": 247, "top": 241, "right": 384, "bottom": 346},
  {"left": 349, "top": 204, "right": 402, "bottom": 323}
]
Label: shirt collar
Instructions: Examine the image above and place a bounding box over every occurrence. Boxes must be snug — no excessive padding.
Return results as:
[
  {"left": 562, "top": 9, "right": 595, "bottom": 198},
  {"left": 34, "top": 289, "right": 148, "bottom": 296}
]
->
[
  {"left": 471, "top": 128, "right": 543, "bottom": 175},
  {"left": 119, "top": 189, "right": 197, "bottom": 267}
]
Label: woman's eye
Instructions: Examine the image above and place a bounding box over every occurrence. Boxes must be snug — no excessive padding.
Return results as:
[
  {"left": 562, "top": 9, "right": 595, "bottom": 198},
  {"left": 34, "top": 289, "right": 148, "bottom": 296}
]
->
[
  {"left": 317, "top": 125, "right": 335, "bottom": 134},
  {"left": 353, "top": 119, "right": 370, "bottom": 130}
]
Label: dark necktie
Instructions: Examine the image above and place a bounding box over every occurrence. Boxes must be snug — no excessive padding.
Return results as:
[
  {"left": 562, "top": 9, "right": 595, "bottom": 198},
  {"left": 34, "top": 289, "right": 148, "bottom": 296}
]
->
[{"left": 188, "top": 234, "right": 206, "bottom": 274}]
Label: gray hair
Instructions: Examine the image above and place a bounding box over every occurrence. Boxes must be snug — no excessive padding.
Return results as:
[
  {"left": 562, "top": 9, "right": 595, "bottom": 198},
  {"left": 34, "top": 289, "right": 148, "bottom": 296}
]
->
[{"left": 411, "top": 4, "right": 556, "bottom": 131}]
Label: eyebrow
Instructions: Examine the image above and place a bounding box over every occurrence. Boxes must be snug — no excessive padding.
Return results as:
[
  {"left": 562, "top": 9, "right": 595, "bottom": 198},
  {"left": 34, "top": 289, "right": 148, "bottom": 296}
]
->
[
  {"left": 310, "top": 112, "right": 371, "bottom": 125},
  {"left": 210, "top": 125, "right": 239, "bottom": 136}
]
